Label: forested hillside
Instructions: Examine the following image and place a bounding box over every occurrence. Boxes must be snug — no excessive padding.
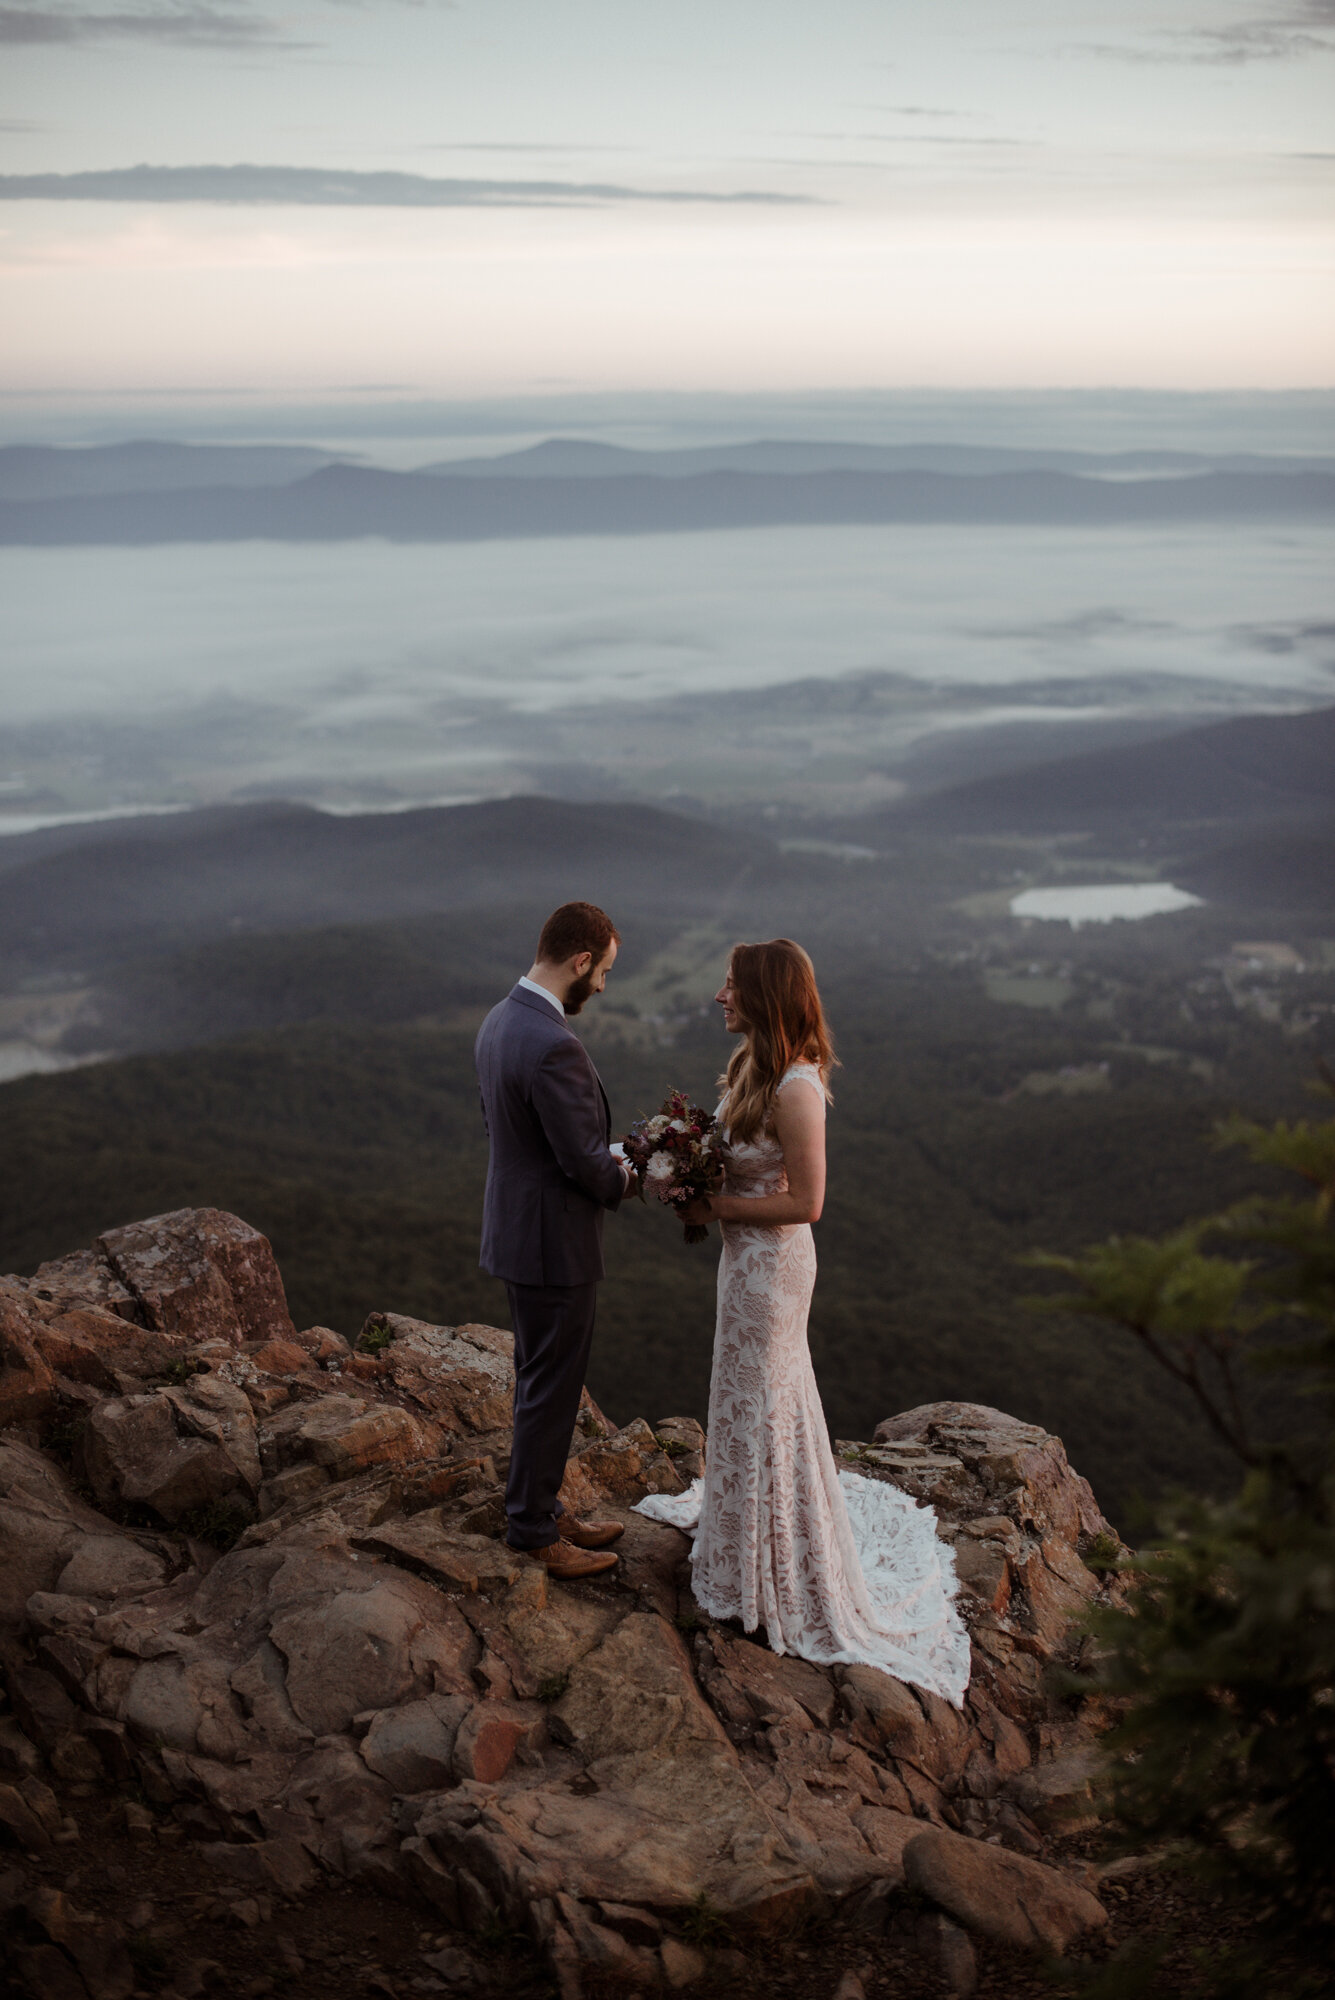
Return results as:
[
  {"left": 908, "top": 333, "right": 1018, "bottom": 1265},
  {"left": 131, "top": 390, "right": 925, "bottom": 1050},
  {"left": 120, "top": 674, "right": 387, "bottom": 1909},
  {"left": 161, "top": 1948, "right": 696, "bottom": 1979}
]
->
[{"left": 1, "top": 956, "right": 1316, "bottom": 1523}]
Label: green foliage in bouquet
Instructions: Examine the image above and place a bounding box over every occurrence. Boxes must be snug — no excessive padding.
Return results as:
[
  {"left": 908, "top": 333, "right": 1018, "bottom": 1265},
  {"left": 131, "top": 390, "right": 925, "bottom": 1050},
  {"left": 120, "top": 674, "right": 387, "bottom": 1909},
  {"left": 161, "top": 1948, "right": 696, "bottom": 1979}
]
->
[{"left": 1027, "top": 1070, "right": 1335, "bottom": 1967}]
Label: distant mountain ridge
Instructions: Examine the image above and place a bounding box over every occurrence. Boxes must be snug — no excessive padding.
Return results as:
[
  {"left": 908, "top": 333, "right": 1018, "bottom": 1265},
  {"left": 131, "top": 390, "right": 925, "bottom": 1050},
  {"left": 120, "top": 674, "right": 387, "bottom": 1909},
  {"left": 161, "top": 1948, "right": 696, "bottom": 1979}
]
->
[
  {"left": 0, "top": 438, "right": 350, "bottom": 502},
  {"left": 0, "top": 795, "right": 773, "bottom": 977},
  {"left": 807, "top": 701, "right": 1335, "bottom": 916},
  {"left": 420, "top": 435, "right": 1335, "bottom": 481},
  {"left": 3, "top": 461, "right": 1332, "bottom": 546},
  {"left": 886, "top": 702, "right": 1335, "bottom": 837}
]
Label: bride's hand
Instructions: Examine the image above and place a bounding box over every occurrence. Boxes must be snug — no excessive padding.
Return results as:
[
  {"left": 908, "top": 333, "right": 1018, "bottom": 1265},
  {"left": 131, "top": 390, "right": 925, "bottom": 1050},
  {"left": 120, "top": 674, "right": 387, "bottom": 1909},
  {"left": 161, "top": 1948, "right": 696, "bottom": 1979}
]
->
[{"left": 679, "top": 1195, "right": 714, "bottom": 1226}]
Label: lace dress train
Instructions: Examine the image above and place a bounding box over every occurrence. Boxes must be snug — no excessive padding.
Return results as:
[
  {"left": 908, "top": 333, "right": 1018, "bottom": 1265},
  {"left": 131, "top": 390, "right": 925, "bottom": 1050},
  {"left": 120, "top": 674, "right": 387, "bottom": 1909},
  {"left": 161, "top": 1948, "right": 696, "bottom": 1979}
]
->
[{"left": 636, "top": 1065, "right": 970, "bottom": 1707}]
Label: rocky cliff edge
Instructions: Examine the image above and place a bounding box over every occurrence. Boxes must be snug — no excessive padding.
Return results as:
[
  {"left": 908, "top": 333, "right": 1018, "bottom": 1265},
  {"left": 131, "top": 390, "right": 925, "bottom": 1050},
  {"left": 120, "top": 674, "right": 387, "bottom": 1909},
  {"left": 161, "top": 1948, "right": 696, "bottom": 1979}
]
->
[{"left": 0, "top": 1208, "right": 1128, "bottom": 1997}]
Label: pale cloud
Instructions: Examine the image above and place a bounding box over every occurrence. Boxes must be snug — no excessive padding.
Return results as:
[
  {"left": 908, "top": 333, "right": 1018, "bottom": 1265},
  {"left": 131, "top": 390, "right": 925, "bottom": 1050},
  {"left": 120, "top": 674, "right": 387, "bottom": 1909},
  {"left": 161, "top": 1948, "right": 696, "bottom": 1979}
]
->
[
  {"left": 0, "top": 0, "right": 447, "bottom": 49},
  {"left": 0, "top": 4, "right": 299, "bottom": 46},
  {"left": 0, "top": 163, "right": 816, "bottom": 207},
  {"left": 1078, "top": 6, "right": 1335, "bottom": 65}
]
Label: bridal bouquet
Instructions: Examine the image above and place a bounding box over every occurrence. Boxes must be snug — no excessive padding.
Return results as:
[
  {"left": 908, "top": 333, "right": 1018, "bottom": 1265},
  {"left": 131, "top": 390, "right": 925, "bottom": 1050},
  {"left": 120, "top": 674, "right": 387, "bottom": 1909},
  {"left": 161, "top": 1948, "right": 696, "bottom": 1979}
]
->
[{"left": 622, "top": 1089, "right": 725, "bottom": 1243}]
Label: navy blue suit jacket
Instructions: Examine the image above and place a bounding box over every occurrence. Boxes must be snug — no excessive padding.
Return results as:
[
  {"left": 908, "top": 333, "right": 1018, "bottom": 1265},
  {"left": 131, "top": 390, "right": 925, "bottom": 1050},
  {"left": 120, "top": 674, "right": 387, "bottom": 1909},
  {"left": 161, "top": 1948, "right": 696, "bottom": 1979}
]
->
[{"left": 475, "top": 984, "right": 624, "bottom": 1287}]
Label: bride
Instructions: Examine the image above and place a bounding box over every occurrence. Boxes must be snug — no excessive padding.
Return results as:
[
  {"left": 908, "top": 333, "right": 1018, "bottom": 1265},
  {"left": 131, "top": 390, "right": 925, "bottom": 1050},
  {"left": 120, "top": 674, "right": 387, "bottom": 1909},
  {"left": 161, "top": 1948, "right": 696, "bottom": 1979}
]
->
[{"left": 635, "top": 938, "right": 970, "bottom": 1707}]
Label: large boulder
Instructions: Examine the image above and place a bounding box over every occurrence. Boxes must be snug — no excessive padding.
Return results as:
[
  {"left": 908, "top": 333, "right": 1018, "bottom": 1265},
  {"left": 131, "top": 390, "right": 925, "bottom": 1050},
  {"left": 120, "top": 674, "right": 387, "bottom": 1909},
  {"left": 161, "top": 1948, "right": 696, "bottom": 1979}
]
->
[
  {"left": 98, "top": 1209, "right": 294, "bottom": 1347},
  {"left": 853, "top": 1402, "right": 1119, "bottom": 1724},
  {"left": 870, "top": 1403, "right": 1112, "bottom": 1544},
  {"left": 903, "top": 1824, "right": 1109, "bottom": 1954}
]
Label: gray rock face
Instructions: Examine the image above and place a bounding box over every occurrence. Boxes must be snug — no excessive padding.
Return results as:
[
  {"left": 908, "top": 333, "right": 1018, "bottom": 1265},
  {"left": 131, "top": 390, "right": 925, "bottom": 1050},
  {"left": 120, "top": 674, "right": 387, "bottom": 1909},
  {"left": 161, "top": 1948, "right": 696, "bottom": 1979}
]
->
[
  {"left": 0, "top": 1210, "right": 1122, "bottom": 1996},
  {"left": 361, "top": 1694, "right": 472, "bottom": 1792}
]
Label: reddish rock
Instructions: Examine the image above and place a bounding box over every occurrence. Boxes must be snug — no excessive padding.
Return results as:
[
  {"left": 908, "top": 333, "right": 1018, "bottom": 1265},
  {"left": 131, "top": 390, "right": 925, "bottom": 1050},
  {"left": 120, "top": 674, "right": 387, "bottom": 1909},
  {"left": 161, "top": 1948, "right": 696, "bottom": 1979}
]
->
[
  {"left": 1003, "top": 1745, "right": 1102, "bottom": 1833},
  {"left": 903, "top": 1825, "right": 1108, "bottom": 1954},
  {"left": 837, "top": 1666, "right": 940, "bottom": 1775},
  {"left": 0, "top": 1292, "right": 55, "bottom": 1429},
  {"left": 873, "top": 1404, "right": 1113, "bottom": 1544},
  {"left": 452, "top": 1701, "right": 543, "bottom": 1784},
  {"left": 378, "top": 1315, "right": 516, "bottom": 1435},
  {"left": 99, "top": 1208, "right": 294, "bottom": 1347},
  {"left": 0, "top": 1211, "right": 1131, "bottom": 1998},
  {"left": 952, "top": 1535, "right": 1011, "bottom": 1616},
  {"left": 268, "top": 1561, "right": 464, "bottom": 1737},
  {"left": 163, "top": 1372, "right": 262, "bottom": 1492},
  {"left": 56, "top": 1535, "right": 167, "bottom": 1599},
  {"left": 23, "top": 1247, "right": 141, "bottom": 1324},
  {"left": 1014, "top": 1541, "right": 1098, "bottom": 1658},
  {"left": 6, "top": 1662, "right": 80, "bottom": 1752},
  {"left": 293, "top": 1325, "right": 352, "bottom": 1363},
  {"left": 352, "top": 1516, "right": 524, "bottom": 1595},
  {"left": 81, "top": 1384, "right": 258, "bottom": 1525},
  {"left": 342, "top": 1353, "right": 386, "bottom": 1383},
  {"left": 0, "top": 1439, "right": 151, "bottom": 1627},
  {"left": 262, "top": 1392, "right": 442, "bottom": 1478},
  {"left": 45, "top": 1308, "right": 180, "bottom": 1389},
  {"left": 595, "top": 1509, "right": 689, "bottom": 1623},
  {"left": 850, "top": 1805, "right": 919, "bottom": 1882},
  {"left": 571, "top": 1418, "right": 687, "bottom": 1506},
  {"left": 652, "top": 1415, "right": 706, "bottom": 1483},
  {"left": 698, "top": 1628, "right": 838, "bottom": 1738},
  {"left": 248, "top": 1338, "right": 315, "bottom": 1377},
  {"left": 458, "top": 1565, "right": 620, "bottom": 1699}
]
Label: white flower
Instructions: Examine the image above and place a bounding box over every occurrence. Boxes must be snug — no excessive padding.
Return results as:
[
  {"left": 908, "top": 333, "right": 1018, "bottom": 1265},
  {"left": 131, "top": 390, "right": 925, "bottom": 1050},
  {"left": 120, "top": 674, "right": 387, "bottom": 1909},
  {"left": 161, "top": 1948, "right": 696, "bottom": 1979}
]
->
[
  {"left": 645, "top": 1153, "right": 677, "bottom": 1184},
  {"left": 646, "top": 1115, "right": 669, "bottom": 1137},
  {"left": 669, "top": 1119, "right": 688, "bottom": 1133}
]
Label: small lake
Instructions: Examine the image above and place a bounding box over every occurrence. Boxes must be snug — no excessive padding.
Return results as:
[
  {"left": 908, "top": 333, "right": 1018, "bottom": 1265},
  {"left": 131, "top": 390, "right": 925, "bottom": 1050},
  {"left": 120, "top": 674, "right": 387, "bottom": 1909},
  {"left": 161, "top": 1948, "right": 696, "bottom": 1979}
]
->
[{"left": 1010, "top": 883, "right": 1204, "bottom": 927}]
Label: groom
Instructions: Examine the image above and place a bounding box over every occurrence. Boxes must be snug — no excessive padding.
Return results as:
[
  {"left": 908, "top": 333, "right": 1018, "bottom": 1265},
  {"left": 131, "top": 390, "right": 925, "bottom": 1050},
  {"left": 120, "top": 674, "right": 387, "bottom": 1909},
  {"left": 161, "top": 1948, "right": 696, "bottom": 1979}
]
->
[{"left": 475, "top": 901, "right": 631, "bottom": 1580}]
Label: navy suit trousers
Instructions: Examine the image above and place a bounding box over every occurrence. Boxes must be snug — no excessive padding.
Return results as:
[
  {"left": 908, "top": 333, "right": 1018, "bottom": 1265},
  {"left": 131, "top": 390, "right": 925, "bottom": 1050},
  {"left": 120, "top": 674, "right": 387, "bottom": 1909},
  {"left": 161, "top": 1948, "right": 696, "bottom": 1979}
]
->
[{"left": 504, "top": 1279, "right": 598, "bottom": 1548}]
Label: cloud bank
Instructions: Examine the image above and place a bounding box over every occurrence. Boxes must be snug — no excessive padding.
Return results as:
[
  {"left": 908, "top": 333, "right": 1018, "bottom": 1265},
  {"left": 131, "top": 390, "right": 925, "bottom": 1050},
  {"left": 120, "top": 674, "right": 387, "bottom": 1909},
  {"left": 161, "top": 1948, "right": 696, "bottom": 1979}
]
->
[{"left": 0, "top": 163, "right": 816, "bottom": 207}]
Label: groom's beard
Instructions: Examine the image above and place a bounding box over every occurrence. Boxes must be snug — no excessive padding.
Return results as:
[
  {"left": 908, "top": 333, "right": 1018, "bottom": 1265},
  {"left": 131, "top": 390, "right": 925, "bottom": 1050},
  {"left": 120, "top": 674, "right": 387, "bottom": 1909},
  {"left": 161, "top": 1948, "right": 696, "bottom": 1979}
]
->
[{"left": 563, "top": 970, "right": 597, "bottom": 1016}]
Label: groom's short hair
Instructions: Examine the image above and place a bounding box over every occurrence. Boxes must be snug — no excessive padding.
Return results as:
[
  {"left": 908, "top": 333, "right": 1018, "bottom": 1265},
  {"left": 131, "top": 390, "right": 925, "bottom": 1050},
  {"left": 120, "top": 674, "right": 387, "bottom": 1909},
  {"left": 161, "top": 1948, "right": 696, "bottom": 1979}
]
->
[{"left": 537, "top": 901, "right": 620, "bottom": 966}]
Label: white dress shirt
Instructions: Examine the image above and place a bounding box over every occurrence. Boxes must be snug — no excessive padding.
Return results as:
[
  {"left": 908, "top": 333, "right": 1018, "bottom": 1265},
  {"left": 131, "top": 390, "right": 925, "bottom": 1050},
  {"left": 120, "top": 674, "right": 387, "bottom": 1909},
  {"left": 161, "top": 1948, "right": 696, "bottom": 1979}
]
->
[{"left": 518, "top": 974, "right": 566, "bottom": 1017}]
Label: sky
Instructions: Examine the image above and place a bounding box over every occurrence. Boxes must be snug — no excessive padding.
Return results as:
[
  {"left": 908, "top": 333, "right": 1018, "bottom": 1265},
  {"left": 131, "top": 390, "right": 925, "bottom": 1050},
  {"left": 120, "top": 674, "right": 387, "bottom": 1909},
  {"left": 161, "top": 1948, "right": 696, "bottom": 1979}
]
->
[{"left": 0, "top": 1, "right": 1333, "bottom": 399}]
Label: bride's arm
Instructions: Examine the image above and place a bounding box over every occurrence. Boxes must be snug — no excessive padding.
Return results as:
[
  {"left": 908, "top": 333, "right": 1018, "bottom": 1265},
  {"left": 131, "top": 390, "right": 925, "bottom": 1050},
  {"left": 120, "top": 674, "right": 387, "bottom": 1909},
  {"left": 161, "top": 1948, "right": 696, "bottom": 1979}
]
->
[{"left": 688, "top": 1083, "right": 826, "bottom": 1227}]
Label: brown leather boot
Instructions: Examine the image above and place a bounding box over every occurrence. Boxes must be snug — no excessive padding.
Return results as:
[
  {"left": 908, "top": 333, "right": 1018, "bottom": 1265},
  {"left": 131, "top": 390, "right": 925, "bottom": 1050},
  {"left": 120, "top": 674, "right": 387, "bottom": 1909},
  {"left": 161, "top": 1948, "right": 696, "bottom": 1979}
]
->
[
  {"left": 558, "top": 1515, "right": 625, "bottom": 1550},
  {"left": 514, "top": 1537, "right": 619, "bottom": 1580}
]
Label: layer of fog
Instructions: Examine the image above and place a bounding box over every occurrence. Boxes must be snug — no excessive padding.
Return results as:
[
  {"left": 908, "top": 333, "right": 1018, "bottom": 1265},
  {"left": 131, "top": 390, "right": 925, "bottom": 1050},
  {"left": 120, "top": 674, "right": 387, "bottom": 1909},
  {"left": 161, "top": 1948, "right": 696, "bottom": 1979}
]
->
[{"left": 1, "top": 519, "right": 1330, "bottom": 825}]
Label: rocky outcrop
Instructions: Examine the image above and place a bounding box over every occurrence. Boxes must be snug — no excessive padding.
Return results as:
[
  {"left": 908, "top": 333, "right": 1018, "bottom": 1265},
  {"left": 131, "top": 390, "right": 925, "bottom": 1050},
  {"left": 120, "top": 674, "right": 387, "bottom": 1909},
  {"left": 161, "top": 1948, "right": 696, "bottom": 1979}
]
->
[{"left": 0, "top": 1209, "right": 1126, "bottom": 1997}]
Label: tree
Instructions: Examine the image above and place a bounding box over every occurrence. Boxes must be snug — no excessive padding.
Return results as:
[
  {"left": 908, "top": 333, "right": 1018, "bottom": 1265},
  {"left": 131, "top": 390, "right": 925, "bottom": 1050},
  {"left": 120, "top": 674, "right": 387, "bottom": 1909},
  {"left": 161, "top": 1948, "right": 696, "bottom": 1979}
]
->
[{"left": 1027, "top": 1076, "right": 1335, "bottom": 1968}]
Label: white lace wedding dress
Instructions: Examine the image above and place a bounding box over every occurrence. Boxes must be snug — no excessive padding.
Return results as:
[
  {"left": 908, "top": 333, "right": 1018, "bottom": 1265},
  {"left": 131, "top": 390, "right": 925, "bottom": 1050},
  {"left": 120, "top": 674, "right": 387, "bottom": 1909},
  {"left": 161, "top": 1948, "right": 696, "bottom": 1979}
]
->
[{"left": 635, "top": 1064, "right": 971, "bottom": 1707}]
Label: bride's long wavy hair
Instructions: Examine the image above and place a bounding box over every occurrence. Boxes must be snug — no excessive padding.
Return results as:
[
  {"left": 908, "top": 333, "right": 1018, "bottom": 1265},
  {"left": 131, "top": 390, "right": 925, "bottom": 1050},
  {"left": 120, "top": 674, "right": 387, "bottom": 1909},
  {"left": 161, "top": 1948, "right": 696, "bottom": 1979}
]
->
[{"left": 719, "top": 938, "right": 837, "bottom": 1143}]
